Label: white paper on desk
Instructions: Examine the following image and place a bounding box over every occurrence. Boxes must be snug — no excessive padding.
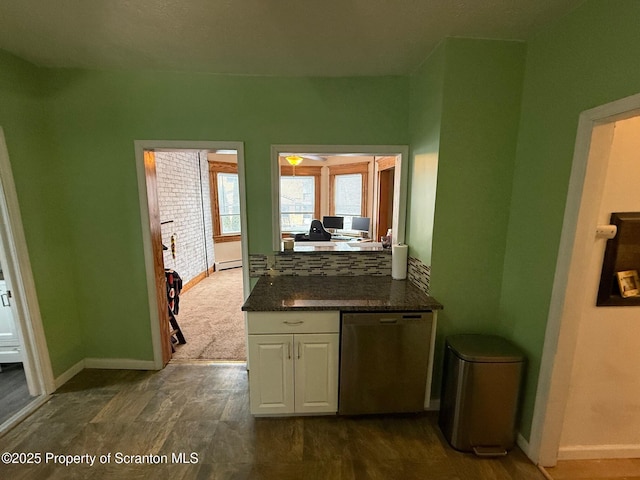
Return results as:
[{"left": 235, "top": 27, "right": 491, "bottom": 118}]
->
[
  {"left": 294, "top": 241, "right": 337, "bottom": 247},
  {"left": 348, "top": 242, "right": 383, "bottom": 248}
]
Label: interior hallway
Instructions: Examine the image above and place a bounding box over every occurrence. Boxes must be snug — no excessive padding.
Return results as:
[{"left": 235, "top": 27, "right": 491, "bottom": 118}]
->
[
  {"left": 0, "top": 364, "right": 545, "bottom": 480},
  {"left": 171, "top": 268, "right": 245, "bottom": 361}
]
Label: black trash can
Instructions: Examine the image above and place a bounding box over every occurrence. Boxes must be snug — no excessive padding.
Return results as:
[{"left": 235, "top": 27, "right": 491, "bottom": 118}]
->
[{"left": 439, "top": 334, "right": 525, "bottom": 456}]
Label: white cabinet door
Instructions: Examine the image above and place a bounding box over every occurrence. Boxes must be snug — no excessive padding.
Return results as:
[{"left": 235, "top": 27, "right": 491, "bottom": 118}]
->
[
  {"left": 294, "top": 333, "right": 339, "bottom": 413},
  {"left": 0, "top": 281, "right": 18, "bottom": 347},
  {"left": 248, "top": 334, "right": 294, "bottom": 415}
]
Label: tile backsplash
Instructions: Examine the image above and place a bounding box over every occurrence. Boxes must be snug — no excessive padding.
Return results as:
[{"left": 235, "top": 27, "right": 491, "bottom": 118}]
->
[
  {"left": 408, "top": 256, "right": 431, "bottom": 295},
  {"left": 249, "top": 252, "right": 391, "bottom": 277},
  {"left": 249, "top": 252, "right": 431, "bottom": 295}
]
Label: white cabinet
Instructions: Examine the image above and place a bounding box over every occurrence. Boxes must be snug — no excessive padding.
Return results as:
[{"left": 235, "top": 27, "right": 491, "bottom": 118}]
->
[
  {"left": 247, "top": 311, "right": 339, "bottom": 416},
  {"left": 248, "top": 334, "right": 294, "bottom": 414},
  {"left": 0, "top": 280, "right": 22, "bottom": 363},
  {"left": 293, "top": 333, "right": 338, "bottom": 413}
]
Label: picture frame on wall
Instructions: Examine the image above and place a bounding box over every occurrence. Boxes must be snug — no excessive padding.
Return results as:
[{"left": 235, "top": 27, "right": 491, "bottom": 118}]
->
[{"left": 616, "top": 270, "right": 640, "bottom": 298}]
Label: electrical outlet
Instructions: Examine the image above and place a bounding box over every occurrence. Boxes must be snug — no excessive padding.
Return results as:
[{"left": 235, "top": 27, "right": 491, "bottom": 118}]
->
[{"left": 266, "top": 255, "right": 275, "bottom": 269}]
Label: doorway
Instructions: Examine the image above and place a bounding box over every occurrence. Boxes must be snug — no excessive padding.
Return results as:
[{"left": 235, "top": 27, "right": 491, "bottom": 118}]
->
[
  {"left": 0, "top": 128, "right": 54, "bottom": 432},
  {"left": 375, "top": 156, "right": 396, "bottom": 242},
  {"left": 135, "top": 141, "right": 249, "bottom": 368},
  {"left": 157, "top": 149, "right": 245, "bottom": 361},
  {"left": 529, "top": 93, "right": 640, "bottom": 466}
]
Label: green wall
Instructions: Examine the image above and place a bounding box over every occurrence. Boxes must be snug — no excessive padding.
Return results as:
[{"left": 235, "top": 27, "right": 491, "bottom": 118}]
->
[
  {"left": 38, "top": 70, "right": 409, "bottom": 367},
  {"left": 3, "top": 1, "right": 640, "bottom": 446},
  {"left": 0, "top": 51, "right": 84, "bottom": 376},
  {"left": 499, "top": 0, "right": 640, "bottom": 440},
  {"left": 407, "top": 43, "right": 445, "bottom": 265},
  {"left": 408, "top": 38, "right": 526, "bottom": 396}
]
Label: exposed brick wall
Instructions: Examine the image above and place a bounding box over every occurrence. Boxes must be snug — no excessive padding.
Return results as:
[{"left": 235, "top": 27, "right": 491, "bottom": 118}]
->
[{"left": 155, "top": 151, "right": 214, "bottom": 284}]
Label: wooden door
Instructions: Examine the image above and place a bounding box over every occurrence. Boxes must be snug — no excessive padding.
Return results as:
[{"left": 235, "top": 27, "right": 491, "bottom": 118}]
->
[
  {"left": 377, "top": 168, "right": 394, "bottom": 240},
  {"left": 143, "top": 150, "right": 173, "bottom": 366}
]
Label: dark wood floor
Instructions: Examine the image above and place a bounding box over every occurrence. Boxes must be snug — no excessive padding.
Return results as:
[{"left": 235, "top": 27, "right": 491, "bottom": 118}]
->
[
  {"left": 0, "top": 363, "right": 546, "bottom": 479},
  {"left": 0, "top": 363, "right": 34, "bottom": 425}
]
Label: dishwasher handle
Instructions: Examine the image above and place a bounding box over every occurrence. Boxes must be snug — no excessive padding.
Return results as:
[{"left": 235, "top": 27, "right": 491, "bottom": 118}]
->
[{"left": 379, "top": 318, "right": 398, "bottom": 324}]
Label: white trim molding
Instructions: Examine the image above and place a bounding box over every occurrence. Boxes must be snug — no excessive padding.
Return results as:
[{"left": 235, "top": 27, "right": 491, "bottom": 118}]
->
[
  {"left": 54, "top": 357, "right": 157, "bottom": 390},
  {"left": 529, "top": 92, "right": 640, "bottom": 467},
  {"left": 517, "top": 433, "right": 532, "bottom": 459},
  {"left": 558, "top": 444, "right": 640, "bottom": 460},
  {"left": 0, "top": 128, "right": 55, "bottom": 396},
  {"left": 84, "top": 358, "right": 157, "bottom": 370},
  {"left": 54, "top": 359, "right": 86, "bottom": 390}
]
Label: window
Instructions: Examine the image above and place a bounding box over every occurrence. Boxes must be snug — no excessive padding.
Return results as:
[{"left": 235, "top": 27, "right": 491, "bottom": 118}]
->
[
  {"left": 217, "top": 173, "right": 241, "bottom": 234},
  {"left": 329, "top": 163, "right": 368, "bottom": 230},
  {"left": 280, "top": 166, "right": 321, "bottom": 232},
  {"left": 209, "top": 161, "right": 241, "bottom": 242},
  {"left": 271, "top": 146, "right": 408, "bottom": 250}
]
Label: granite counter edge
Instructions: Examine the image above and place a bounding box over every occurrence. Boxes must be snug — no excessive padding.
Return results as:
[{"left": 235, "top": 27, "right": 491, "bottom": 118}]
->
[{"left": 242, "top": 303, "right": 443, "bottom": 312}]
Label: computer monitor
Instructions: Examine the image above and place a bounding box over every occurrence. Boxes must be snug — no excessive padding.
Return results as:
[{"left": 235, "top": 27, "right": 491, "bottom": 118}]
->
[
  {"left": 351, "top": 216, "right": 370, "bottom": 232},
  {"left": 322, "top": 216, "right": 344, "bottom": 230}
]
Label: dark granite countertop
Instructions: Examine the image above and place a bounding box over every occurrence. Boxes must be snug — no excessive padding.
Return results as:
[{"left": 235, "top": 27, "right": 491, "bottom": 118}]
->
[{"left": 242, "top": 275, "right": 443, "bottom": 312}]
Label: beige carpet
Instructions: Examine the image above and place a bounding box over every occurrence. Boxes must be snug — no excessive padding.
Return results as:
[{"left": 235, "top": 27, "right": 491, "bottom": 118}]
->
[{"left": 171, "top": 267, "right": 246, "bottom": 361}]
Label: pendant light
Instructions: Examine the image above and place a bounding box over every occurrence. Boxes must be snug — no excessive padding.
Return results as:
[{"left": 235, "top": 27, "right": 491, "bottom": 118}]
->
[{"left": 285, "top": 155, "right": 303, "bottom": 175}]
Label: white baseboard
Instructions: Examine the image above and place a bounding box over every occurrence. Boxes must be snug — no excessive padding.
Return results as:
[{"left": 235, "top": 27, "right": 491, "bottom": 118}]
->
[
  {"left": 517, "top": 433, "right": 531, "bottom": 457},
  {"left": 48, "top": 357, "right": 159, "bottom": 392},
  {"left": 54, "top": 359, "right": 85, "bottom": 389},
  {"left": 558, "top": 443, "right": 640, "bottom": 460},
  {"left": 84, "top": 358, "right": 157, "bottom": 370}
]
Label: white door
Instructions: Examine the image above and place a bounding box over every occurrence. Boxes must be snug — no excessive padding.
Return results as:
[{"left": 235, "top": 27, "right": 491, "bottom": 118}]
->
[
  {"left": 294, "top": 333, "right": 339, "bottom": 413},
  {"left": 0, "top": 279, "right": 21, "bottom": 363},
  {"left": 0, "top": 280, "right": 18, "bottom": 343},
  {"left": 248, "top": 334, "right": 294, "bottom": 415}
]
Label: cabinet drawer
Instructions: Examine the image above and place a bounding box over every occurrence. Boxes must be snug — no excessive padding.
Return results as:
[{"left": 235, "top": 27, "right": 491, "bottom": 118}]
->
[
  {"left": 0, "top": 345, "right": 22, "bottom": 363},
  {"left": 247, "top": 311, "right": 339, "bottom": 334}
]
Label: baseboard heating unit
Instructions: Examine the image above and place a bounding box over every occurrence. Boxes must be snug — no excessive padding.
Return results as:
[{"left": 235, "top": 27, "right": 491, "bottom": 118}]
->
[{"left": 215, "top": 260, "right": 242, "bottom": 271}]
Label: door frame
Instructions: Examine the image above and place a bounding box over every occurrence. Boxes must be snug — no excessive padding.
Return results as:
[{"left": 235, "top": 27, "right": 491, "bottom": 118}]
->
[
  {"left": 0, "top": 128, "right": 55, "bottom": 430},
  {"left": 528, "top": 92, "right": 640, "bottom": 466},
  {"left": 134, "top": 141, "right": 249, "bottom": 368},
  {"left": 374, "top": 157, "right": 396, "bottom": 243}
]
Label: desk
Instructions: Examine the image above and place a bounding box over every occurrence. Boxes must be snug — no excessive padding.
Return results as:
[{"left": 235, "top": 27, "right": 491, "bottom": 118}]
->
[{"left": 288, "top": 241, "right": 384, "bottom": 252}]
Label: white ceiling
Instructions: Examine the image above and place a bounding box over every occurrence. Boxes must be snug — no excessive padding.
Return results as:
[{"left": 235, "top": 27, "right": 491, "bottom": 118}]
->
[{"left": 0, "top": 0, "right": 585, "bottom": 77}]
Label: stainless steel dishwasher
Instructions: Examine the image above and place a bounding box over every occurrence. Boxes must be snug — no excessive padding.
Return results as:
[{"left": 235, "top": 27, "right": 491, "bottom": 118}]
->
[{"left": 338, "top": 311, "right": 434, "bottom": 415}]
